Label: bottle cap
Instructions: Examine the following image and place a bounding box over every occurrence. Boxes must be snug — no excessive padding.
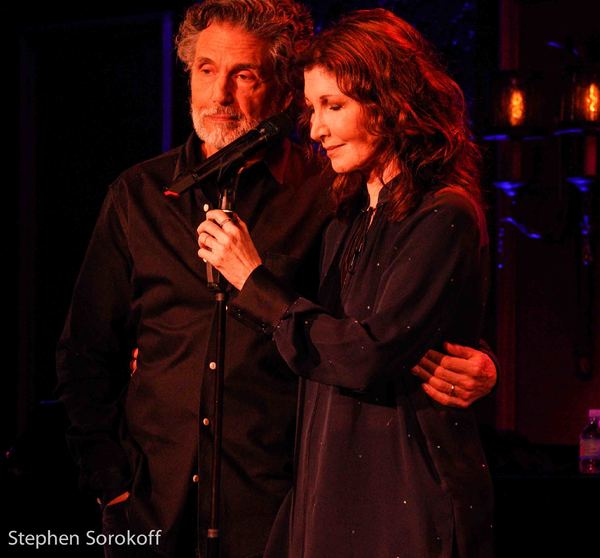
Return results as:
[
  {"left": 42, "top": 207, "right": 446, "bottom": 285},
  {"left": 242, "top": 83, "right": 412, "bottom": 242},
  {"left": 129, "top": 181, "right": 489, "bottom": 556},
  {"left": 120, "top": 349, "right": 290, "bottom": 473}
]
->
[{"left": 589, "top": 409, "right": 600, "bottom": 419}]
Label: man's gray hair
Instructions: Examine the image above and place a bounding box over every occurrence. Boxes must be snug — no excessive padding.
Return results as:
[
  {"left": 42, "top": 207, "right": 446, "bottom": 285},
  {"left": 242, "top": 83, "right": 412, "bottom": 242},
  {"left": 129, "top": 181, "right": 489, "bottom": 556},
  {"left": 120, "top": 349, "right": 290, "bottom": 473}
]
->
[{"left": 176, "top": 0, "right": 313, "bottom": 106}]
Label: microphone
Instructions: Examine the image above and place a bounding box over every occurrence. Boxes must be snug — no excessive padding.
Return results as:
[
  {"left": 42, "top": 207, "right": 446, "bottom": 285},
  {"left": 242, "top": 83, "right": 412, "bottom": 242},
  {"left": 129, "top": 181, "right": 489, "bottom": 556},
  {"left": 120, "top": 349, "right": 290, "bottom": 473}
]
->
[{"left": 167, "top": 111, "right": 294, "bottom": 195}]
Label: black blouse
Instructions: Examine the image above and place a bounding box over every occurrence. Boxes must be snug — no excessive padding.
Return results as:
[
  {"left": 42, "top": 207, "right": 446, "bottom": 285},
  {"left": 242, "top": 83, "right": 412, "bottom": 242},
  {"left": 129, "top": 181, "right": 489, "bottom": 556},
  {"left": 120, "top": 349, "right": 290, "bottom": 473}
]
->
[{"left": 233, "top": 183, "right": 494, "bottom": 558}]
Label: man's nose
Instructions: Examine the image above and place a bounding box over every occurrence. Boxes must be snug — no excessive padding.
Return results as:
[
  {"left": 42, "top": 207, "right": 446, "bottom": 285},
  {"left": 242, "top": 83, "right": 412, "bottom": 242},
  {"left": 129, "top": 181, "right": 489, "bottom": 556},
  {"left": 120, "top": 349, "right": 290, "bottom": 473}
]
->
[{"left": 211, "top": 73, "right": 234, "bottom": 105}]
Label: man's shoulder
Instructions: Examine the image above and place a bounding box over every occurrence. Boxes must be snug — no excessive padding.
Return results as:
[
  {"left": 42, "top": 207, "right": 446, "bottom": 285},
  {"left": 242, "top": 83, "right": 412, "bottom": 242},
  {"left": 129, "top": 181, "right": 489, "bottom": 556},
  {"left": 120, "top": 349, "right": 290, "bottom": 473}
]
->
[
  {"left": 111, "top": 144, "right": 184, "bottom": 194},
  {"left": 286, "top": 142, "right": 328, "bottom": 178},
  {"left": 284, "top": 143, "right": 334, "bottom": 201}
]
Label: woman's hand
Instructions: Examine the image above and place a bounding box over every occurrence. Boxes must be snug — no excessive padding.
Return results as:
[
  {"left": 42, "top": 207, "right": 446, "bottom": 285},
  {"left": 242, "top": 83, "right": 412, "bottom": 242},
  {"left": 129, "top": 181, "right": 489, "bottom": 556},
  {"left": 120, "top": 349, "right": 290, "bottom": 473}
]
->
[{"left": 197, "top": 209, "right": 262, "bottom": 290}]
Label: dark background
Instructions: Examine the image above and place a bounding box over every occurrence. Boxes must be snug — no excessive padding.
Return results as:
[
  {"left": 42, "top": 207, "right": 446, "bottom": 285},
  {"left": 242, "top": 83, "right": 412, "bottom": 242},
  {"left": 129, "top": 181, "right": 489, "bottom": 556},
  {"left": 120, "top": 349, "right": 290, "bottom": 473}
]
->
[{"left": 7, "top": 0, "right": 600, "bottom": 556}]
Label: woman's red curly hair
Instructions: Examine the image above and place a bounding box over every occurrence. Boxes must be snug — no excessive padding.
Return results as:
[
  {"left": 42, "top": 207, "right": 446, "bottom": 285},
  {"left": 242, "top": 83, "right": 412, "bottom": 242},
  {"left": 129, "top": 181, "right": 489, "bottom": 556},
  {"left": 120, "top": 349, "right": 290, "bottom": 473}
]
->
[{"left": 300, "top": 8, "right": 483, "bottom": 220}]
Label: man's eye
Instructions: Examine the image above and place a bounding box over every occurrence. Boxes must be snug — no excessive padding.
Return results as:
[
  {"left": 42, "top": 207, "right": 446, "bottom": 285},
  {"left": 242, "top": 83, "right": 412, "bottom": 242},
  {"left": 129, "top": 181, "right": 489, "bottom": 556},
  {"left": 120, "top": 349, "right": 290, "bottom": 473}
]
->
[
  {"left": 198, "top": 66, "right": 214, "bottom": 75},
  {"left": 235, "top": 73, "right": 256, "bottom": 82}
]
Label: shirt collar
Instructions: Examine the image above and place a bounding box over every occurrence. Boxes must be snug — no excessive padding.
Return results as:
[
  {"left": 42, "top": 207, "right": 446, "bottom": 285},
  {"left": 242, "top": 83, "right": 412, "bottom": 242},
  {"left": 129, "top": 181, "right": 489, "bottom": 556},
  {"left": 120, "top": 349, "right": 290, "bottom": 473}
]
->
[
  {"left": 375, "top": 173, "right": 402, "bottom": 206},
  {"left": 172, "top": 132, "right": 291, "bottom": 186},
  {"left": 262, "top": 137, "right": 291, "bottom": 185}
]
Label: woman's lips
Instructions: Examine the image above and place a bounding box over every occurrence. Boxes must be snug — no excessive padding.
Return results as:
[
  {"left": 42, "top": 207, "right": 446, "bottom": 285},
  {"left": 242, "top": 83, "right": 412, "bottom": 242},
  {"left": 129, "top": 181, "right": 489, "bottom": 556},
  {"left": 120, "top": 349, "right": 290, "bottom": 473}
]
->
[{"left": 325, "top": 144, "right": 344, "bottom": 154}]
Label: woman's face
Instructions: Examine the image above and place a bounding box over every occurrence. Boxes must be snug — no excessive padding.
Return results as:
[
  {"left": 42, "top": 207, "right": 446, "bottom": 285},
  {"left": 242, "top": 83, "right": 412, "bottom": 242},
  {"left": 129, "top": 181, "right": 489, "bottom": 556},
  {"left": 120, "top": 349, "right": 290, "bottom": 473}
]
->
[{"left": 304, "top": 66, "right": 379, "bottom": 175}]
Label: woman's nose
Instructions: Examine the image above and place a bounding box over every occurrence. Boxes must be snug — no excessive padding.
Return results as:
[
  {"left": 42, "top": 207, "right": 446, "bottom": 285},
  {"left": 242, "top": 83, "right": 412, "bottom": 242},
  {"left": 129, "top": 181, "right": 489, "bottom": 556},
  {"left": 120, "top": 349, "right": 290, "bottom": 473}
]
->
[{"left": 310, "top": 111, "right": 328, "bottom": 142}]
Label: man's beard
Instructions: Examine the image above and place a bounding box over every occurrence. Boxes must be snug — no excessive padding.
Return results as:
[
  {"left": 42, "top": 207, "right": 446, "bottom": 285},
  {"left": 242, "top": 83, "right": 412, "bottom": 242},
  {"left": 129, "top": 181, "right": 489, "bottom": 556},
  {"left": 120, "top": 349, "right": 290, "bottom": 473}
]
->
[{"left": 191, "top": 105, "right": 260, "bottom": 151}]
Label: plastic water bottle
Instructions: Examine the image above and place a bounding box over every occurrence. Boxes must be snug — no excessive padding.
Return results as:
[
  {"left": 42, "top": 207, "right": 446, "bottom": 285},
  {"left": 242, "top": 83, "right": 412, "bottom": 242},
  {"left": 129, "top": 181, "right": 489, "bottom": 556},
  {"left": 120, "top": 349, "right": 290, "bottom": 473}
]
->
[{"left": 579, "top": 409, "right": 600, "bottom": 475}]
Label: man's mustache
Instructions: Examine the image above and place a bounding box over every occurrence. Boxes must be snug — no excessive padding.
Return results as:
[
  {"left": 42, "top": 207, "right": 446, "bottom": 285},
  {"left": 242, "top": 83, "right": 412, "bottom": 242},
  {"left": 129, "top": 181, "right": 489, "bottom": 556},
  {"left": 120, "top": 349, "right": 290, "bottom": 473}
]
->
[{"left": 198, "top": 107, "right": 243, "bottom": 120}]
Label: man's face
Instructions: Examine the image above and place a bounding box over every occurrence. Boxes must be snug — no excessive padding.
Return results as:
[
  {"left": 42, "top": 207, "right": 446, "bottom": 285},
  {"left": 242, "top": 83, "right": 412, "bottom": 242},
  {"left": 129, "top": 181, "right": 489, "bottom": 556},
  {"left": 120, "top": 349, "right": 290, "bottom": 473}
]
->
[{"left": 190, "top": 23, "right": 280, "bottom": 157}]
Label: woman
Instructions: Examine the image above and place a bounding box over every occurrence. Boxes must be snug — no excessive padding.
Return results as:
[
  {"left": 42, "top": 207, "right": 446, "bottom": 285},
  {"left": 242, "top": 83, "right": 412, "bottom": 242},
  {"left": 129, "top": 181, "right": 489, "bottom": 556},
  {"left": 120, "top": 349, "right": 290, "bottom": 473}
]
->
[{"left": 198, "top": 8, "right": 494, "bottom": 558}]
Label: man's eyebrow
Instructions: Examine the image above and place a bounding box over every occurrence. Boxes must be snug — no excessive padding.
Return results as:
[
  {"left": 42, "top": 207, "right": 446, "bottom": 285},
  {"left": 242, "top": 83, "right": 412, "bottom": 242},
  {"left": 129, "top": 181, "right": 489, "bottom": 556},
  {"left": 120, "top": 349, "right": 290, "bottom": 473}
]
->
[
  {"left": 230, "top": 63, "right": 262, "bottom": 72},
  {"left": 194, "top": 57, "right": 214, "bottom": 66},
  {"left": 193, "top": 58, "right": 262, "bottom": 73}
]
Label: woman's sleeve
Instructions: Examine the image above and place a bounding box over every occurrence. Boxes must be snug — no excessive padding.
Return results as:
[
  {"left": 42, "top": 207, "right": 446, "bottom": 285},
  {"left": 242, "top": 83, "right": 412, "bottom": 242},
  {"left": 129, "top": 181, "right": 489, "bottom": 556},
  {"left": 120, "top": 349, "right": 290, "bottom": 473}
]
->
[{"left": 231, "top": 193, "right": 485, "bottom": 391}]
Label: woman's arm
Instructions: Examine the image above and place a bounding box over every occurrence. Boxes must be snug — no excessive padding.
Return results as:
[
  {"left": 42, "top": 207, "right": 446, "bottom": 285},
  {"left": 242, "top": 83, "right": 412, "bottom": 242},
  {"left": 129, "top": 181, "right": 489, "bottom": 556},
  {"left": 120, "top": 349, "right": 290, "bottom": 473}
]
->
[{"left": 199, "top": 194, "right": 486, "bottom": 392}]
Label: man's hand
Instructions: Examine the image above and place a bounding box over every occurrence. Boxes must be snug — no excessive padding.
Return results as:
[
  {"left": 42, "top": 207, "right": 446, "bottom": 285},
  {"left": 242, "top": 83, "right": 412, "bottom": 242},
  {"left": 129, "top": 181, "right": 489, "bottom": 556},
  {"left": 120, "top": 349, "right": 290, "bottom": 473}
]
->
[
  {"left": 97, "top": 491, "right": 130, "bottom": 508},
  {"left": 411, "top": 342, "right": 497, "bottom": 408},
  {"left": 106, "top": 492, "right": 130, "bottom": 507},
  {"left": 130, "top": 348, "right": 138, "bottom": 375}
]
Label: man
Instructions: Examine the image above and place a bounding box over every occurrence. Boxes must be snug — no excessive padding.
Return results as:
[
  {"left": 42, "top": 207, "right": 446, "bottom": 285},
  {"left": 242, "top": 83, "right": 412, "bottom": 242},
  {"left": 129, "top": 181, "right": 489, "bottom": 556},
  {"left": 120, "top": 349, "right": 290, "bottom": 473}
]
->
[{"left": 56, "top": 1, "right": 497, "bottom": 557}]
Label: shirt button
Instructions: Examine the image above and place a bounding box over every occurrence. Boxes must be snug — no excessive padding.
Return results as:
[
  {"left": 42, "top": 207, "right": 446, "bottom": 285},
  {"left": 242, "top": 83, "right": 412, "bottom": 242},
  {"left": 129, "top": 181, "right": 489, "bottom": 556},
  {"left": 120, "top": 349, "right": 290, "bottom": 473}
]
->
[
  {"left": 202, "top": 418, "right": 210, "bottom": 426},
  {"left": 203, "top": 204, "right": 210, "bottom": 212},
  {"left": 192, "top": 474, "right": 200, "bottom": 483},
  {"left": 209, "top": 361, "right": 217, "bottom": 370}
]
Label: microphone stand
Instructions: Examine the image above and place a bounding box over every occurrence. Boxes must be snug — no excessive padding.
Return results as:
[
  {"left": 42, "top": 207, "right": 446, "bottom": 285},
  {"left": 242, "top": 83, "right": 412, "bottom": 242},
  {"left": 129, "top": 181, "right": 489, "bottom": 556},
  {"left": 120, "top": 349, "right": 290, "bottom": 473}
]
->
[
  {"left": 167, "top": 113, "right": 292, "bottom": 557},
  {"left": 203, "top": 168, "right": 241, "bottom": 558}
]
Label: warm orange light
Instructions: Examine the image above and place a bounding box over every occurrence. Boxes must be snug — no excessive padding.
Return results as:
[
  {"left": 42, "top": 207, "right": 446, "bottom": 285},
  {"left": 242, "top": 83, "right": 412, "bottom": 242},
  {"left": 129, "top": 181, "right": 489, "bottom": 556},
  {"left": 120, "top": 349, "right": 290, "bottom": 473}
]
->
[
  {"left": 508, "top": 89, "right": 525, "bottom": 126},
  {"left": 585, "top": 83, "right": 598, "bottom": 121}
]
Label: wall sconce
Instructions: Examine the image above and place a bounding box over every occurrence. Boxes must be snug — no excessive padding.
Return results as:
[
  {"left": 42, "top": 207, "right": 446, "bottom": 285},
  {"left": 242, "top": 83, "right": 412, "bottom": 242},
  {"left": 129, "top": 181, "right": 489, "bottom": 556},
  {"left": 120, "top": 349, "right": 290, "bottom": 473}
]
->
[
  {"left": 485, "top": 62, "right": 599, "bottom": 380},
  {"left": 484, "top": 71, "right": 544, "bottom": 198},
  {"left": 493, "top": 73, "right": 535, "bottom": 130},
  {"left": 556, "top": 65, "right": 599, "bottom": 379},
  {"left": 561, "top": 66, "right": 599, "bottom": 125},
  {"left": 484, "top": 66, "right": 599, "bottom": 244},
  {"left": 483, "top": 72, "right": 546, "bottom": 270},
  {"left": 558, "top": 65, "right": 599, "bottom": 197},
  {"left": 556, "top": 65, "right": 599, "bottom": 267}
]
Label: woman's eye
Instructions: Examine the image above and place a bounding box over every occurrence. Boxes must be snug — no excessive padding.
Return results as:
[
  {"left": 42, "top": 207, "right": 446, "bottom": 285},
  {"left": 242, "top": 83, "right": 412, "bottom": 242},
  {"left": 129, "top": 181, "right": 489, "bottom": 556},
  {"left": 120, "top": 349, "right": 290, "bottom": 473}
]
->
[{"left": 329, "top": 104, "right": 342, "bottom": 111}]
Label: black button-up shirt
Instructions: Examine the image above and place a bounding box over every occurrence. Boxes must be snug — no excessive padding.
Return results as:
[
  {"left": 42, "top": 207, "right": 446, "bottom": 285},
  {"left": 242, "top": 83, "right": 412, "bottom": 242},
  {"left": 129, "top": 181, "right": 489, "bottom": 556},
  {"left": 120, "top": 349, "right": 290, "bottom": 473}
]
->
[{"left": 56, "top": 133, "right": 333, "bottom": 557}]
